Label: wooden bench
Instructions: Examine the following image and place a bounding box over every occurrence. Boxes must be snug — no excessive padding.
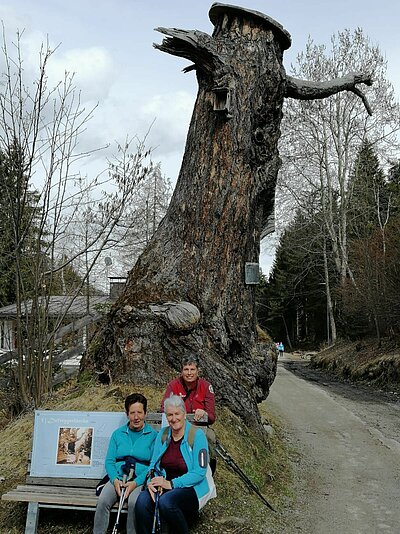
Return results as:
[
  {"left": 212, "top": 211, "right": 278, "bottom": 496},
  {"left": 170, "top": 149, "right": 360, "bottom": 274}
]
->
[{"left": 2, "top": 411, "right": 204, "bottom": 533}]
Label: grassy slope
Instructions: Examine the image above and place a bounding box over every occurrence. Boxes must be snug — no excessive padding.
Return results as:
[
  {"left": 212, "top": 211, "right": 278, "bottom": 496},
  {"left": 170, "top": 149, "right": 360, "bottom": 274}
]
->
[
  {"left": 0, "top": 378, "right": 293, "bottom": 534},
  {"left": 311, "top": 338, "right": 400, "bottom": 393}
]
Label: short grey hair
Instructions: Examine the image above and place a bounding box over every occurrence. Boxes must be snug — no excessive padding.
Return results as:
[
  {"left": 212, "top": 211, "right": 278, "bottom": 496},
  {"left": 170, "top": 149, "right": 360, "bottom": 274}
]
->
[
  {"left": 164, "top": 394, "right": 186, "bottom": 414},
  {"left": 181, "top": 354, "right": 199, "bottom": 368}
]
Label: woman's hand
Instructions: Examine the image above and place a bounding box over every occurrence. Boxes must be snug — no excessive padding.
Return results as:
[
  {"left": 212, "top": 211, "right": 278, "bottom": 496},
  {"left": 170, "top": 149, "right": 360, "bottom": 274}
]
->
[
  {"left": 194, "top": 408, "right": 206, "bottom": 422},
  {"left": 147, "top": 476, "right": 172, "bottom": 501},
  {"left": 123, "top": 480, "right": 137, "bottom": 498},
  {"left": 113, "top": 477, "right": 123, "bottom": 497},
  {"left": 151, "top": 476, "right": 172, "bottom": 490}
]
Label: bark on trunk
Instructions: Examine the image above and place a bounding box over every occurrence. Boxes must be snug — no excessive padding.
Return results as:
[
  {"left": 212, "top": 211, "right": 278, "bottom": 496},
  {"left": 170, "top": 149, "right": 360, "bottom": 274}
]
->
[
  {"left": 82, "top": 4, "right": 288, "bottom": 429},
  {"left": 82, "top": 3, "right": 372, "bottom": 429}
]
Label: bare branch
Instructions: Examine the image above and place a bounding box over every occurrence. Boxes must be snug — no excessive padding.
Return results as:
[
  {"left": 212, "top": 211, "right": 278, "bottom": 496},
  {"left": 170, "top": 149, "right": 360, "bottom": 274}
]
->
[{"left": 285, "top": 72, "right": 373, "bottom": 115}]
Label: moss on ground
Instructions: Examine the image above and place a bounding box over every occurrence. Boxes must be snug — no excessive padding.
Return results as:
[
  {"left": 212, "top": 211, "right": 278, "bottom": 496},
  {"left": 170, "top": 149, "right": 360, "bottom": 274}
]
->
[{"left": 0, "top": 380, "right": 293, "bottom": 533}]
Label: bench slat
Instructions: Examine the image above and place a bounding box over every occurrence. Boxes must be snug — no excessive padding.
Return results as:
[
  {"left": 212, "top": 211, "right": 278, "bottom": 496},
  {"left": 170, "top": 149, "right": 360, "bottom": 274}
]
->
[
  {"left": 3, "top": 491, "right": 98, "bottom": 507},
  {"left": 13, "top": 485, "right": 97, "bottom": 496},
  {"left": 25, "top": 476, "right": 99, "bottom": 488},
  {"left": 3, "top": 487, "right": 126, "bottom": 509}
]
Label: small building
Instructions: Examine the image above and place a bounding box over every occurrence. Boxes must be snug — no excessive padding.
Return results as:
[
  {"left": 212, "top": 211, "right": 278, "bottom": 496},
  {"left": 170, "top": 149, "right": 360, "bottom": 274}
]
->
[
  {"left": 0, "top": 278, "right": 127, "bottom": 353},
  {"left": 0, "top": 295, "right": 109, "bottom": 351}
]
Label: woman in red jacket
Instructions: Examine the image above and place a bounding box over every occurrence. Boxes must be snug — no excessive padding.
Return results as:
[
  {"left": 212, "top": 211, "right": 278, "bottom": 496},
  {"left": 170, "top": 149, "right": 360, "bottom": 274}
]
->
[{"left": 161, "top": 355, "right": 216, "bottom": 424}]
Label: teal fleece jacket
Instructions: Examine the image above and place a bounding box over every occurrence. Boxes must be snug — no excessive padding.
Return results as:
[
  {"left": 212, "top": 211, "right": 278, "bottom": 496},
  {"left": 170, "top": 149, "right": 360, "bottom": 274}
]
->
[
  {"left": 149, "top": 421, "right": 210, "bottom": 505},
  {"left": 105, "top": 421, "right": 157, "bottom": 486}
]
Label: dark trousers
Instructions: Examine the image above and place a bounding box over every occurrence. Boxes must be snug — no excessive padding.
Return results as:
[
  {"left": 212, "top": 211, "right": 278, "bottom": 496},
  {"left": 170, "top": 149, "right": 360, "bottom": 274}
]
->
[{"left": 135, "top": 487, "right": 198, "bottom": 534}]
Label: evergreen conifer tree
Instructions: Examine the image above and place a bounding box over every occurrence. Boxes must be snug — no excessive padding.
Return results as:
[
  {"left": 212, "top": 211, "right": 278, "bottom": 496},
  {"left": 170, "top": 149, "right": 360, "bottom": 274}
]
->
[
  {"left": 347, "top": 140, "right": 387, "bottom": 239},
  {"left": 0, "top": 140, "right": 42, "bottom": 306}
]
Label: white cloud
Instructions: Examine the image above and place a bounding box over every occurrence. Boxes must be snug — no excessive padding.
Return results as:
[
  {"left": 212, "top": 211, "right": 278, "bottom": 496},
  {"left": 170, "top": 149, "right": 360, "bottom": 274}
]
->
[
  {"left": 46, "top": 46, "right": 115, "bottom": 101},
  {"left": 0, "top": 4, "right": 26, "bottom": 30},
  {"left": 0, "top": 4, "right": 115, "bottom": 103},
  {"left": 77, "top": 88, "right": 194, "bottom": 179},
  {"left": 141, "top": 91, "right": 194, "bottom": 150}
]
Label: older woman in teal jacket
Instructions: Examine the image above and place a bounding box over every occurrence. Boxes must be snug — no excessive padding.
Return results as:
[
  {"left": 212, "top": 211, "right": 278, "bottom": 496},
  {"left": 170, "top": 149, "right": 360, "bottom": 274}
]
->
[
  {"left": 135, "top": 395, "right": 216, "bottom": 534},
  {"left": 93, "top": 393, "right": 157, "bottom": 534}
]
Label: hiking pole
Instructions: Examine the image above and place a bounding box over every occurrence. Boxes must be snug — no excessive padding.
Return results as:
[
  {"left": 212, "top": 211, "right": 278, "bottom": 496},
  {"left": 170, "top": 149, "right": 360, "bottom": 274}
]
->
[
  {"left": 111, "top": 475, "right": 127, "bottom": 534},
  {"left": 215, "top": 440, "right": 276, "bottom": 512},
  {"left": 112, "top": 461, "right": 135, "bottom": 534},
  {"left": 152, "top": 487, "right": 161, "bottom": 534},
  {"left": 148, "top": 466, "right": 162, "bottom": 534}
]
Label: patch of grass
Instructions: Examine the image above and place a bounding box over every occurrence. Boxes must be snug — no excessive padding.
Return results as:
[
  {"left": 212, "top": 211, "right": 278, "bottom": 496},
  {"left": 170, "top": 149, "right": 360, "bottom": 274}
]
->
[
  {"left": 256, "top": 325, "right": 273, "bottom": 343},
  {"left": 311, "top": 338, "right": 400, "bottom": 392},
  {"left": 194, "top": 406, "right": 294, "bottom": 533},
  {"left": 0, "top": 380, "right": 294, "bottom": 533}
]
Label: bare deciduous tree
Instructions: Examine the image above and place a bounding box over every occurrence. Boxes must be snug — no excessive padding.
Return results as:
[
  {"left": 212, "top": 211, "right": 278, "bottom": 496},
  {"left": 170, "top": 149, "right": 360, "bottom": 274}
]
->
[
  {"left": 0, "top": 31, "right": 153, "bottom": 409},
  {"left": 277, "top": 28, "right": 400, "bottom": 345}
]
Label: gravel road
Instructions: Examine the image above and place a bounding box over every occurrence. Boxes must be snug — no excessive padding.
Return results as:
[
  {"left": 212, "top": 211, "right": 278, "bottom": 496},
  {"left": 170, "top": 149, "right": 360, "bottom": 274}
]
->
[{"left": 264, "top": 356, "right": 400, "bottom": 534}]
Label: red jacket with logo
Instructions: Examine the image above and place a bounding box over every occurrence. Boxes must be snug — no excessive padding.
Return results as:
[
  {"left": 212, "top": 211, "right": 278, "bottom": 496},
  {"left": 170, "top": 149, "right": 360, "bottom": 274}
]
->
[{"left": 161, "top": 377, "right": 216, "bottom": 424}]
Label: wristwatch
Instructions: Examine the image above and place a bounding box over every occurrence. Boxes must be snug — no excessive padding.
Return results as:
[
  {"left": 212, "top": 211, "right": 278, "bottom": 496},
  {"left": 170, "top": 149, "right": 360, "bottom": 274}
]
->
[{"left": 170, "top": 480, "right": 174, "bottom": 489}]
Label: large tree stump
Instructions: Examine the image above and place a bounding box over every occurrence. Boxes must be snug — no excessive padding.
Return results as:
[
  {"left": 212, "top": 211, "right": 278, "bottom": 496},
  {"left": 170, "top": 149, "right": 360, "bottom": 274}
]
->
[{"left": 83, "top": 3, "right": 372, "bottom": 429}]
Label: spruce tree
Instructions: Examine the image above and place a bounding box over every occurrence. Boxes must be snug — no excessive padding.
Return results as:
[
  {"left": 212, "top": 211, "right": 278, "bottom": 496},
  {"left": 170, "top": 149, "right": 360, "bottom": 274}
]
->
[
  {"left": 347, "top": 140, "right": 387, "bottom": 240},
  {"left": 0, "top": 140, "right": 42, "bottom": 306},
  {"left": 258, "top": 210, "right": 330, "bottom": 347}
]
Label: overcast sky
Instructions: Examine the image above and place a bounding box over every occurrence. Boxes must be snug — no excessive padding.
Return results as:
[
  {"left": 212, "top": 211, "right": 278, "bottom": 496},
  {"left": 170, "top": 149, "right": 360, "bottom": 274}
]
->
[{"left": 2, "top": 0, "right": 400, "bottom": 274}]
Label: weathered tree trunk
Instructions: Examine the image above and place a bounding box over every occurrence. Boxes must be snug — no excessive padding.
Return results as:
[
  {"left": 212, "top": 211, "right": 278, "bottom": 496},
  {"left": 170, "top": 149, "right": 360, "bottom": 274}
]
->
[{"left": 83, "top": 3, "right": 372, "bottom": 429}]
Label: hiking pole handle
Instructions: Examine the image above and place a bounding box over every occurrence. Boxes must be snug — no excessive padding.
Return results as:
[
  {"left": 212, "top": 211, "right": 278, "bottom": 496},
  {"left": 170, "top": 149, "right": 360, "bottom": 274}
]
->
[{"left": 127, "top": 467, "right": 134, "bottom": 482}]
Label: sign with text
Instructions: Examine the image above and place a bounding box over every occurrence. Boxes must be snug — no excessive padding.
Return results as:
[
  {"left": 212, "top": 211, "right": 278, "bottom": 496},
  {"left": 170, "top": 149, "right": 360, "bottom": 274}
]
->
[{"left": 31, "top": 410, "right": 127, "bottom": 479}]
